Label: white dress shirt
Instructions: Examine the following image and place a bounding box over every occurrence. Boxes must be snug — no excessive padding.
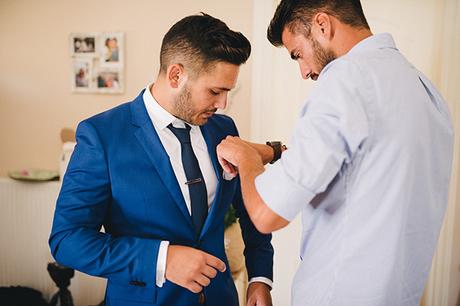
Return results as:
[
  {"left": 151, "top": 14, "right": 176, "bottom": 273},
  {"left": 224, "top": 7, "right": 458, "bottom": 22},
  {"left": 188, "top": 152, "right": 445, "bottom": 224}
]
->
[
  {"left": 256, "top": 34, "right": 453, "bottom": 305},
  {"left": 143, "top": 86, "right": 272, "bottom": 289}
]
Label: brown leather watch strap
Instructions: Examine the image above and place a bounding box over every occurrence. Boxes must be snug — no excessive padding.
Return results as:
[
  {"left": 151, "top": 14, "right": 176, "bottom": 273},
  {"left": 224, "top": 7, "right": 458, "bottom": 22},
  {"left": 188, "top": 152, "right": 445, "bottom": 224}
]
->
[{"left": 266, "top": 141, "right": 282, "bottom": 164}]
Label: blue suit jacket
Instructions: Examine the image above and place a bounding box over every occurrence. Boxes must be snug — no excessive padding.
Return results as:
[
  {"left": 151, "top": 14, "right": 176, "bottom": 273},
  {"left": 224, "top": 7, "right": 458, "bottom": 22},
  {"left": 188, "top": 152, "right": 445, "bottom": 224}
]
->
[{"left": 49, "top": 91, "right": 274, "bottom": 306}]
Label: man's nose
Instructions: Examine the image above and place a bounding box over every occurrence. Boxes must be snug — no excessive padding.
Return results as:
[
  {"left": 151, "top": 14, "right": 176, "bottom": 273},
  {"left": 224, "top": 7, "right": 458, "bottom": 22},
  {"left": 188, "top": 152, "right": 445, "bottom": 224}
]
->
[
  {"left": 215, "top": 93, "right": 228, "bottom": 109},
  {"left": 300, "top": 65, "right": 311, "bottom": 80}
]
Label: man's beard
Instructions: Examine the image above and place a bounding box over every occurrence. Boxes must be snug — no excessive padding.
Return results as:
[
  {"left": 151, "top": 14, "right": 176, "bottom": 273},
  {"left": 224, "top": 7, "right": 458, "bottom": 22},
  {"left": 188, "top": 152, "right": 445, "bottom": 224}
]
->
[
  {"left": 173, "top": 84, "right": 194, "bottom": 124},
  {"left": 311, "top": 37, "right": 336, "bottom": 77},
  {"left": 173, "top": 84, "right": 216, "bottom": 126}
]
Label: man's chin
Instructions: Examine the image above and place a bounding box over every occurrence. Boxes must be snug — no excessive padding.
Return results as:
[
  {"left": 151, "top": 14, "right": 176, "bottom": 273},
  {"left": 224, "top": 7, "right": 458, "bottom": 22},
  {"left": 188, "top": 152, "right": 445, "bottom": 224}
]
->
[
  {"left": 197, "top": 118, "right": 210, "bottom": 126},
  {"left": 188, "top": 117, "right": 209, "bottom": 126},
  {"left": 193, "top": 113, "right": 215, "bottom": 125}
]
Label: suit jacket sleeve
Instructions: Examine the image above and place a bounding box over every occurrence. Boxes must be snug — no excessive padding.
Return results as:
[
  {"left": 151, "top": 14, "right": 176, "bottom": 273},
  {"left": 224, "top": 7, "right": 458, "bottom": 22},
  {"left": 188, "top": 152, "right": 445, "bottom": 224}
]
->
[
  {"left": 225, "top": 118, "right": 274, "bottom": 282},
  {"left": 49, "top": 120, "right": 160, "bottom": 286},
  {"left": 232, "top": 184, "right": 274, "bottom": 282}
]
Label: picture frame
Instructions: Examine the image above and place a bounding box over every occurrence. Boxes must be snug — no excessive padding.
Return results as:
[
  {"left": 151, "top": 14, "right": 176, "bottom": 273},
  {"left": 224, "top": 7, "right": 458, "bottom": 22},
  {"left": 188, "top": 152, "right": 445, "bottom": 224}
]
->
[
  {"left": 95, "top": 68, "right": 123, "bottom": 94},
  {"left": 71, "top": 58, "right": 93, "bottom": 92},
  {"left": 70, "top": 33, "right": 98, "bottom": 57},
  {"left": 70, "top": 31, "right": 124, "bottom": 94},
  {"left": 99, "top": 32, "right": 124, "bottom": 68}
]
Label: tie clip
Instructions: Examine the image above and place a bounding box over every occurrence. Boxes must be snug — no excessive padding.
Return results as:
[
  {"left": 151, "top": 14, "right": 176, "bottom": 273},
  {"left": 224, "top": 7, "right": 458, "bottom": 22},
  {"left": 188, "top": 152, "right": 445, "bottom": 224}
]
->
[{"left": 185, "top": 178, "right": 202, "bottom": 185}]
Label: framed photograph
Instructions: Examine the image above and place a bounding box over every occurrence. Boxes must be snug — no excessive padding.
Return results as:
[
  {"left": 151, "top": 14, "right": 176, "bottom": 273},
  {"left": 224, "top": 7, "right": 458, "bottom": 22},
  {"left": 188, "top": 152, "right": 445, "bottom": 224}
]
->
[
  {"left": 70, "top": 31, "right": 124, "bottom": 94},
  {"left": 70, "top": 33, "right": 98, "bottom": 56},
  {"left": 99, "top": 32, "right": 124, "bottom": 67},
  {"left": 71, "top": 58, "right": 92, "bottom": 92},
  {"left": 96, "top": 68, "right": 123, "bottom": 94}
]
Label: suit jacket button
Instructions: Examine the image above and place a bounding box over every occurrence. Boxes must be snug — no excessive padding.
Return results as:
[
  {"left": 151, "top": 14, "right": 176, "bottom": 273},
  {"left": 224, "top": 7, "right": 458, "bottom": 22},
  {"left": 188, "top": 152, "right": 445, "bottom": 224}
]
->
[{"left": 198, "top": 292, "right": 205, "bottom": 304}]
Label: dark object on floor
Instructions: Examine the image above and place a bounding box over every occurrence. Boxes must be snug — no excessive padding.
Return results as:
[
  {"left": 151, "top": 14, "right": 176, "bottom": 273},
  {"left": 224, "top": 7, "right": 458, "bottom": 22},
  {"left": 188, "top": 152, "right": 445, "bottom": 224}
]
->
[
  {"left": 0, "top": 286, "right": 48, "bottom": 306},
  {"left": 47, "top": 262, "right": 75, "bottom": 306}
]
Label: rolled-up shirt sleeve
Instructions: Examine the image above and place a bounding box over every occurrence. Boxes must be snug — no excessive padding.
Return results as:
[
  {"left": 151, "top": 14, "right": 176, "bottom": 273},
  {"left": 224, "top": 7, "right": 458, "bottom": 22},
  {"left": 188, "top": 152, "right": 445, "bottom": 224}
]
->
[{"left": 255, "top": 59, "right": 370, "bottom": 222}]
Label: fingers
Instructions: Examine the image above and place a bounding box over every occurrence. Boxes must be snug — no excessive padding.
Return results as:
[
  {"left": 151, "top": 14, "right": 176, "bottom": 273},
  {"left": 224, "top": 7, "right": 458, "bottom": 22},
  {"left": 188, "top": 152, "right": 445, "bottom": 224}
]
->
[
  {"left": 205, "top": 253, "right": 226, "bottom": 272},
  {"left": 195, "top": 273, "right": 211, "bottom": 287},
  {"left": 165, "top": 245, "right": 226, "bottom": 294},
  {"left": 222, "top": 159, "right": 238, "bottom": 176},
  {"left": 184, "top": 264, "right": 217, "bottom": 293},
  {"left": 218, "top": 153, "right": 234, "bottom": 174},
  {"left": 217, "top": 136, "right": 242, "bottom": 171},
  {"left": 188, "top": 281, "right": 203, "bottom": 294},
  {"left": 202, "top": 265, "right": 218, "bottom": 279}
]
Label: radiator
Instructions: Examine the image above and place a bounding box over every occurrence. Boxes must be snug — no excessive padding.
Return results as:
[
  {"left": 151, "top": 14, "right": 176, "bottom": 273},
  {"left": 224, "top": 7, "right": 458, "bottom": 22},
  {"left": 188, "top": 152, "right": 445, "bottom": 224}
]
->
[{"left": 0, "top": 177, "right": 105, "bottom": 305}]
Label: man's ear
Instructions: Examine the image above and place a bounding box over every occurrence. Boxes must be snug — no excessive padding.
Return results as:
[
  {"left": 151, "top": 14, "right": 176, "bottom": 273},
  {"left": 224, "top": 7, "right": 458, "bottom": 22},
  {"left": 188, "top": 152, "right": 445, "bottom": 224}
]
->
[
  {"left": 166, "top": 63, "right": 186, "bottom": 89},
  {"left": 312, "top": 12, "right": 334, "bottom": 42}
]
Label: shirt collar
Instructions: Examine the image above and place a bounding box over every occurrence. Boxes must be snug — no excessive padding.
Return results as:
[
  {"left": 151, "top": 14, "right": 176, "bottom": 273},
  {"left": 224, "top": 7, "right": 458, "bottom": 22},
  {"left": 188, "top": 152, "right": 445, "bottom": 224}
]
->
[
  {"left": 320, "top": 33, "right": 397, "bottom": 77},
  {"left": 348, "top": 33, "right": 398, "bottom": 55},
  {"left": 143, "top": 84, "right": 195, "bottom": 130}
]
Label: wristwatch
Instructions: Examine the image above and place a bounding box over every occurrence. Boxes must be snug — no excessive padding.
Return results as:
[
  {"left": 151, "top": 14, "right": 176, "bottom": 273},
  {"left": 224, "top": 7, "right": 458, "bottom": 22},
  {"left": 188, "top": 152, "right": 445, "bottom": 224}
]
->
[{"left": 266, "top": 141, "right": 283, "bottom": 164}]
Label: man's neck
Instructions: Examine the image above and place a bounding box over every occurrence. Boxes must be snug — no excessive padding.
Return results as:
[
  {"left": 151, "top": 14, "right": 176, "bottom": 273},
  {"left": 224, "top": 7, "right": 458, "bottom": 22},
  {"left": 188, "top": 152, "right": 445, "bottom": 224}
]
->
[
  {"left": 333, "top": 26, "right": 373, "bottom": 57},
  {"left": 150, "top": 80, "right": 176, "bottom": 116}
]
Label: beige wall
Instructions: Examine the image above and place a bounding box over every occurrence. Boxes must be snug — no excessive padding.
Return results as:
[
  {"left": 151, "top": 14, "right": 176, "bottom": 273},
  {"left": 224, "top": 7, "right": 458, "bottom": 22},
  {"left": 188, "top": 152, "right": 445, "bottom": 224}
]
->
[
  {"left": 436, "top": 1, "right": 460, "bottom": 304},
  {"left": 0, "top": 0, "right": 253, "bottom": 177}
]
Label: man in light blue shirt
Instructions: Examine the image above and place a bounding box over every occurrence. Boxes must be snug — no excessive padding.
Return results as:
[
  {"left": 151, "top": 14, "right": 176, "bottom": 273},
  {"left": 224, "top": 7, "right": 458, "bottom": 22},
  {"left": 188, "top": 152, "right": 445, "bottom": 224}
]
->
[{"left": 217, "top": 0, "right": 453, "bottom": 305}]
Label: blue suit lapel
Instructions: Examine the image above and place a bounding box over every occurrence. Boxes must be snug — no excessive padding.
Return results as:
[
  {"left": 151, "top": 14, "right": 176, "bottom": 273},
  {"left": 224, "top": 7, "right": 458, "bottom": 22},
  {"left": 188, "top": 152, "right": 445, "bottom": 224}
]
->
[
  {"left": 200, "top": 124, "right": 223, "bottom": 238},
  {"left": 200, "top": 125, "right": 222, "bottom": 181},
  {"left": 130, "top": 92, "right": 193, "bottom": 228}
]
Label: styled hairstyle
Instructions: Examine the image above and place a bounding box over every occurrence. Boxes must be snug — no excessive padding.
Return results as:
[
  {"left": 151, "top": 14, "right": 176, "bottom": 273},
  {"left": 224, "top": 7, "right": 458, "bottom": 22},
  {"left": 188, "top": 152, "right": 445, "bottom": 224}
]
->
[
  {"left": 267, "top": 0, "right": 370, "bottom": 46},
  {"left": 159, "top": 13, "right": 251, "bottom": 76}
]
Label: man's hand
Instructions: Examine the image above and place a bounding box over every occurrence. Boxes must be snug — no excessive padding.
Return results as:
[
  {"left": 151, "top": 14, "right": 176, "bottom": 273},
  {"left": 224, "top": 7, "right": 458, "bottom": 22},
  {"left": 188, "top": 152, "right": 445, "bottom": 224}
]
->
[
  {"left": 217, "top": 136, "right": 263, "bottom": 176},
  {"left": 247, "top": 282, "right": 273, "bottom": 306},
  {"left": 243, "top": 141, "right": 275, "bottom": 165},
  {"left": 165, "top": 245, "right": 226, "bottom": 293}
]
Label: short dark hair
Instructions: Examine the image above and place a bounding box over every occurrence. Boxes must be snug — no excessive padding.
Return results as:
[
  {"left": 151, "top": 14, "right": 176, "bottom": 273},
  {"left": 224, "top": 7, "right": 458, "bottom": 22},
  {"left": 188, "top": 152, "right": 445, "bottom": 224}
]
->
[
  {"left": 160, "top": 13, "right": 251, "bottom": 75},
  {"left": 267, "top": 0, "right": 370, "bottom": 46}
]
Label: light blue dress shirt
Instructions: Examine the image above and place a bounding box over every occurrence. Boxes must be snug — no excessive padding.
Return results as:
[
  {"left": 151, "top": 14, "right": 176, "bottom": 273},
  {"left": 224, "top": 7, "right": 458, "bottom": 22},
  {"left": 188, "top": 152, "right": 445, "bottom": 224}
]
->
[{"left": 255, "top": 33, "right": 453, "bottom": 306}]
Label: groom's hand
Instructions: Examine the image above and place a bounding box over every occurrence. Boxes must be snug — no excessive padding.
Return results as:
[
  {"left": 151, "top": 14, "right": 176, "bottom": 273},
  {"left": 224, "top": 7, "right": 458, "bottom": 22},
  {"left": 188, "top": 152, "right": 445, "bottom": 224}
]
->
[
  {"left": 165, "top": 245, "right": 226, "bottom": 293},
  {"left": 247, "top": 282, "right": 273, "bottom": 306}
]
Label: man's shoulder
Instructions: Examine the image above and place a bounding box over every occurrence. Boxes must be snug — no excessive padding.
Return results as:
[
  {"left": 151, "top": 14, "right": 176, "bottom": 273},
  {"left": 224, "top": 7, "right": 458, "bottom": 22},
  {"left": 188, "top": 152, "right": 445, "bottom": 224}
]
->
[
  {"left": 81, "top": 92, "right": 144, "bottom": 129},
  {"left": 74, "top": 101, "right": 133, "bottom": 141},
  {"left": 209, "top": 113, "right": 235, "bottom": 126},
  {"left": 313, "top": 56, "right": 370, "bottom": 102},
  {"left": 84, "top": 101, "right": 131, "bottom": 125},
  {"left": 320, "top": 56, "right": 362, "bottom": 81},
  {"left": 205, "top": 114, "right": 238, "bottom": 136}
]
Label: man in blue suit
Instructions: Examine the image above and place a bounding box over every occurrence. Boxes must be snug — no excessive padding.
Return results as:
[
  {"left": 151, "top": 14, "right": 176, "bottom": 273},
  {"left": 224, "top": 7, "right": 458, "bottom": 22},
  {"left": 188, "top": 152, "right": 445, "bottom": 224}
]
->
[{"left": 49, "top": 14, "right": 274, "bottom": 306}]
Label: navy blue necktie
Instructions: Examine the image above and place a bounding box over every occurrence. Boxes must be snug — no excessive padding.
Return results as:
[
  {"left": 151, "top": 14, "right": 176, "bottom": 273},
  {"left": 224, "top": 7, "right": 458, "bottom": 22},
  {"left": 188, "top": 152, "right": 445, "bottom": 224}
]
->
[{"left": 168, "top": 124, "right": 208, "bottom": 237}]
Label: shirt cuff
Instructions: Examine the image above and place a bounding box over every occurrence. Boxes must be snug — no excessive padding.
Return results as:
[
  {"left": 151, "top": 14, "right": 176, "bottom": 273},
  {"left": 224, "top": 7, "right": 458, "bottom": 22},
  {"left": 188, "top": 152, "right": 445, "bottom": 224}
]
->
[
  {"left": 255, "top": 161, "right": 316, "bottom": 222},
  {"left": 155, "top": 240, "right": 170, "bottom": 287},
  {"left": 248, "top": 277, "right": 273, "bottom": 289}
]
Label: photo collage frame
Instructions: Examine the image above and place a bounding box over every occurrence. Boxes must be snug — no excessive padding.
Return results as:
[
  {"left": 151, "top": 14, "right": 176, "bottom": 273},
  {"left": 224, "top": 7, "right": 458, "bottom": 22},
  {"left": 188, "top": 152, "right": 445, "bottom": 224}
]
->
[{"left": 70, "top": 32, "right": 124, "bottom": 94}]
